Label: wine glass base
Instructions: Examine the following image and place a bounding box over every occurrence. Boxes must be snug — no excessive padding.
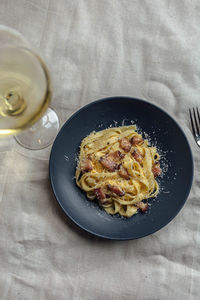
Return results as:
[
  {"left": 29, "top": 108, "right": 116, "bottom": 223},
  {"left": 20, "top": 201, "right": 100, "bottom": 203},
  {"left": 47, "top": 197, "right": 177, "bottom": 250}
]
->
[{"left": 14, "top": 107, "right": 59, "bottom": 150}]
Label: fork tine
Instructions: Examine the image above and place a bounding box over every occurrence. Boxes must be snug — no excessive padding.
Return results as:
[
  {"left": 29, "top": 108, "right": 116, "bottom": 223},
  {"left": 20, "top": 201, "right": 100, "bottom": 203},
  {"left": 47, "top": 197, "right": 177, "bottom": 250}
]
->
[
  {"left": 189, "top": 108, "right": 196, "bottom": 136},
  {"left": 196, "top": 107, "right": 200, "bottom": 126},
  {"left": 193, "top": 107, "right": 200, "bottom": 135}
]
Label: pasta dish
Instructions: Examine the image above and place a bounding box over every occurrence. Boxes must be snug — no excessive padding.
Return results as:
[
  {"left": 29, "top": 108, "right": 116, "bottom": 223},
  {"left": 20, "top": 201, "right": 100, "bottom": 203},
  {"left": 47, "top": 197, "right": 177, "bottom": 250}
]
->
[{"left": 75, "top": 125, "right": 162, "bottom": 218}]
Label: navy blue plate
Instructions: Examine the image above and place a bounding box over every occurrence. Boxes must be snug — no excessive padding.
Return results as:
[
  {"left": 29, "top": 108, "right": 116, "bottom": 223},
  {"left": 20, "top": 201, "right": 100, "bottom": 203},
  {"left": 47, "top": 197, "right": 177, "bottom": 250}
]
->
[{"left": 49, "top": 97, "right": 193, "bottom": 240}]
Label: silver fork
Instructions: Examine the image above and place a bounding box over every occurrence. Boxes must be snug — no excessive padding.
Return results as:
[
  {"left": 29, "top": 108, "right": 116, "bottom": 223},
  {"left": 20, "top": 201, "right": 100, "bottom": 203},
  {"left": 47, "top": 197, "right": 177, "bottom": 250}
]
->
[{"left": 189, "top": 107, "right": 200, "bottom": 147}]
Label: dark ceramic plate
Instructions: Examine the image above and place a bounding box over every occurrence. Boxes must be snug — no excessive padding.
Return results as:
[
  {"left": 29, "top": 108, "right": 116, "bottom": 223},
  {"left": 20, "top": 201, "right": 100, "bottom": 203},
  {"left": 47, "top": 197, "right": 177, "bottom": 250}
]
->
[{"left": 49, "top": 97, "right": 193, "bottom": 240}]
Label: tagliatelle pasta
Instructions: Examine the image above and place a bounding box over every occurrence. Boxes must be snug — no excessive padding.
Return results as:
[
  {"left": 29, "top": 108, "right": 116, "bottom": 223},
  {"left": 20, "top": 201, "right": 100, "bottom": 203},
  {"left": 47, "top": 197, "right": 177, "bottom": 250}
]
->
[{"left": 76, "top": 125, "right": 162, "bottom": 218}]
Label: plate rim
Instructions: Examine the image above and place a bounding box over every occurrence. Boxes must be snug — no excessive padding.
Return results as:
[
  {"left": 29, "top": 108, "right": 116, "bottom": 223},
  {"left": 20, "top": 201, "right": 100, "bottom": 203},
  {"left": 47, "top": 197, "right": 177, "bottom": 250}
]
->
[{"left": 49, "top": 96, "right": 194, "bottom": 240}]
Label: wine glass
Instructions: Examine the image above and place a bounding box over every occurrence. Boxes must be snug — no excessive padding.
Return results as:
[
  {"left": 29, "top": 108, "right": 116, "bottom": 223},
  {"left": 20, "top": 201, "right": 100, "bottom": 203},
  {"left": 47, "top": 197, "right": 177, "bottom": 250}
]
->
[{"left": 0, "top": 25, "right": 59, "bottom": 149}]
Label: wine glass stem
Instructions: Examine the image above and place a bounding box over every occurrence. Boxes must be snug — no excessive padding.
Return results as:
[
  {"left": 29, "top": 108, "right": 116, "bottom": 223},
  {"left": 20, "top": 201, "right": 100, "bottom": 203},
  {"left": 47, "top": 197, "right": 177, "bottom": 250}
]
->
[{"left": 0, "top": 91, "right": 26, "bottom": 116}]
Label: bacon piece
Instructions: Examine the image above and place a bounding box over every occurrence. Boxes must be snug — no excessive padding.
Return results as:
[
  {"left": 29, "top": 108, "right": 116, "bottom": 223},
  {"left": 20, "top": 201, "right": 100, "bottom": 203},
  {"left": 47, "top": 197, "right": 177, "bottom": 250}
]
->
[
  {"left": 136, "top": 201, "right": 148, "bottom": 213},
  {"left": 99, "top": 151, "right": 125, "bottom": 172},
  {"left": 107, "top": 184, "right": 125, "bottom": 196},
  {"left": 119, "top": 138, "right": 132, "bottom": 152},
  {"left": 118, "top": 165, "right": 130, "bottom": 180},
  {"left": 94, "top": 188, "right": 106, "bottom": 201},
  {"left": 152, "top": 162, "right": 162, "bottom": 177},
  {"left": 132, "top": 149, "right": 143, "bottom": 164},
  {"left": 130, "top": 136, "right": 143, "bottom": 146},
  {"left": 80, "top": 158, "right": 93, "bottom": 172},
  {"left": 108, "top": 150, "right": 125, "bottom": 161},
  {"left": 99, "top": 157, "right": 118, "bottom": 172}
]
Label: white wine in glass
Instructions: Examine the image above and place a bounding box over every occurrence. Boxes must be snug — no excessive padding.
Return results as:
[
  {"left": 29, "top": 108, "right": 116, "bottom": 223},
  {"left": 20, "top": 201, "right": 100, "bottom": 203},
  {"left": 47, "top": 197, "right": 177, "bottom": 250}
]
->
[{"left": 0, "top": 25, "right": 59, "bottom": 149}]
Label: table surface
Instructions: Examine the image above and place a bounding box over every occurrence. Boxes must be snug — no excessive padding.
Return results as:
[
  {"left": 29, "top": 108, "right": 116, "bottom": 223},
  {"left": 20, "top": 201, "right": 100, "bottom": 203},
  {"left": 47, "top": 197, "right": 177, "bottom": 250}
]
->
[{"left": 0, "top": 1, "right": 199, "bottom": 299}]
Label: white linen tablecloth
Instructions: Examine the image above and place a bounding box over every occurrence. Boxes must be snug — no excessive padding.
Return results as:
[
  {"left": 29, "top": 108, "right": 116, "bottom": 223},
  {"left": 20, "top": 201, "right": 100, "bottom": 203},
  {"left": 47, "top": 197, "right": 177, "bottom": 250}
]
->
[{"left": 0, "top": 1, "right": 199, "bottom": 299}]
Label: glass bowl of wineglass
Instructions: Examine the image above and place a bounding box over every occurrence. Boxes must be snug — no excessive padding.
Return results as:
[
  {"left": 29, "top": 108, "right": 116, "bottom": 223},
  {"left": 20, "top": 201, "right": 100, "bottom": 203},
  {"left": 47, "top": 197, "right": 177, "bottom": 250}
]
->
[{"left": 0, "top": 25, "right": 59, "bottom": 149}]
